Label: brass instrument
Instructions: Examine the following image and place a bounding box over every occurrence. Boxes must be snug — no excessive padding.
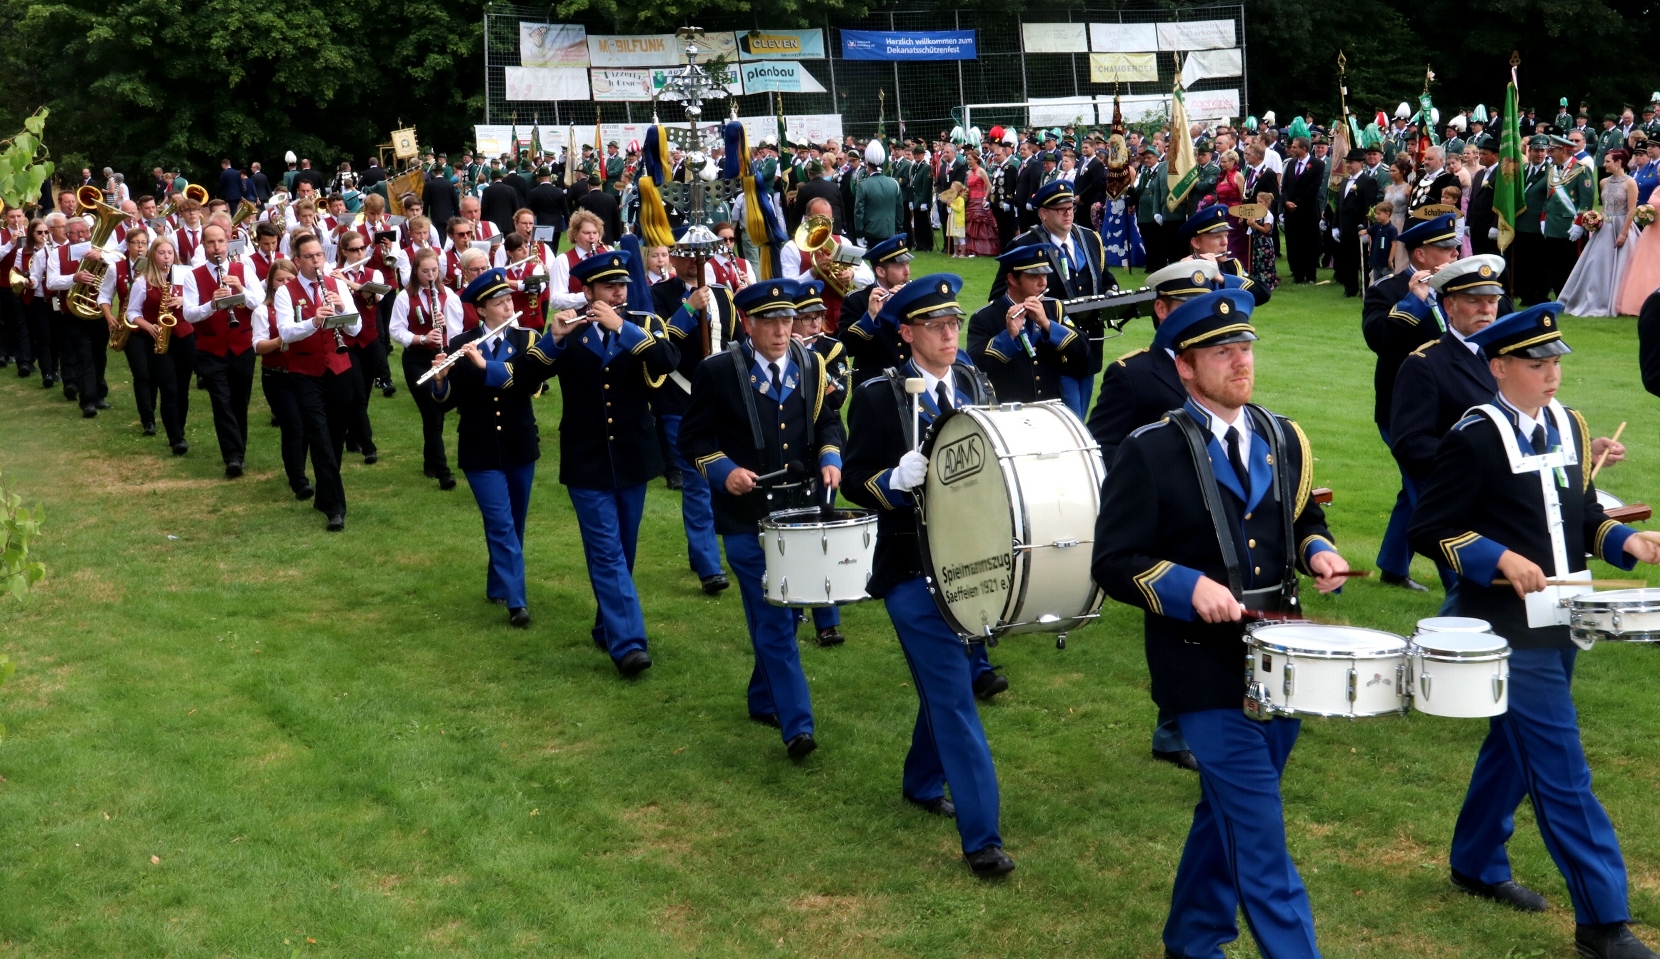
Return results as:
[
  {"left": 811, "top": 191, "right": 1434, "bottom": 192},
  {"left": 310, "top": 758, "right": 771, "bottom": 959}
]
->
[
  {"left": 8, "top": 268, "right": 27, "bottom": 296},
  {"left": 75, "top": 185, "right": 103, "bottom": 215},
  {"left": 229, "top": 198, "right": 259, "bottom": 236},
  {"left": 67, "top": 198, "right": 127, "bottom": 319},
  {"left": 793, "top": 213, "right": 862, "bottom": 296},
  {"left": 108, "top": 255, "right": 142, "bottom": 351},
  {"left": 183, "top": 184, "right": 209, "bottom": 206},
  {"left": 154, "top": 277, "right": 178, "bottom": 355}
]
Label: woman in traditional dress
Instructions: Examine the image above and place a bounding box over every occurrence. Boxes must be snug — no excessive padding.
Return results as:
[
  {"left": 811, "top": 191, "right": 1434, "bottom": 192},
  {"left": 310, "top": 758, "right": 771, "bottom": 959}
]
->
[{"left": 1562, "top": 150, "right": 1634, "bottom": 317}]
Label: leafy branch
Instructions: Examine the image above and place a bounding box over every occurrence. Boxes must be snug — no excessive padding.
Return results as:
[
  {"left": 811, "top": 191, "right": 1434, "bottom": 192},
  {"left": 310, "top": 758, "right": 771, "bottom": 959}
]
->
[
  {"left": 1, "top": 470, "right": 47, "bottom": 603},
  {"left": 0, "top": 108, "right": 56, "bottom": 211}
]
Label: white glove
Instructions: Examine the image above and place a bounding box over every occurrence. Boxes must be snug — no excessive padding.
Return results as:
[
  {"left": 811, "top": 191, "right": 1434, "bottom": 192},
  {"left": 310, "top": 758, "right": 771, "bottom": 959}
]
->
[
  {"left": 1154, "top": 213, "right": 1164, "bottom": 225},
  {"left": 1569, "top": 224, "right": 1586, "bottom": 242},
  {"left": 1331, "top": 227, "right": 1341, "bottom": 241},
  {"left": 1487, "top": 227, "right": 1499, "bottom": 240},
  {"left": 890, "top": 451, "right": 929, "bottom": 491}
]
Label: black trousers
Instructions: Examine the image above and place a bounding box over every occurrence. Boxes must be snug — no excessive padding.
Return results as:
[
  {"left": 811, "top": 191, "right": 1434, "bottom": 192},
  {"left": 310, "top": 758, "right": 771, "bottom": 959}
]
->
[
  {"left": 64, "top": 317, "right": 109, "bottom": 409},
  {"left": 1334, "top": 224, "right": 1363, "bottom": 295},
  {"left": 135, "top": 332, "right": 185, "bottom": 444},
  {"left": 910, "top": 205, "right": 935, "bottom": 252},
  {"left": 1157, "top": 219, "right": 1187, "bottom": 269},
  {"left": 122, "top": 334, "right": 155, "bottom": 428},
  {"left": 401, "top": 345, "right": 450, "bottom": 477},
  {"left": 344, "top": 345, "right": 376, "bottom": 457},
  {"left": 289, "top": 370, "right": 351, "bottom": 519},
  {"left": 1285, "top": 215, "right": 1320, "bottom": 282},
  {"left": 1544, "top": 235, "right": 1580, "bottom": 299},
  {"left": 993, "top": 205, "right": 1017, "bottom": 251},
  {"left": 195, "top": 348, "right": 255, "bottom": 465},
  {"left": 1469, "top": 227, "right": 1500, "bottom": 258},
  {"left": 19, "top": 298, "right": 51, "bottom": 374},
  {"left": 50, "top": 306, "right": 73, "bottom": 387},
  {"left": 261, "top": 367, "right": 311, "bottom": 492},
  {"left": 168, "top": 332, "right": 196, "bottom": 435},
  {"left": 1140, "top": 220, "right": 1169, "bottom": 272},
  {"left": 0, "top": 289, "right": 21, "bottom": 360},
  {"left": 1510, "top": 231, "right": 1548, "bottom": 305}
]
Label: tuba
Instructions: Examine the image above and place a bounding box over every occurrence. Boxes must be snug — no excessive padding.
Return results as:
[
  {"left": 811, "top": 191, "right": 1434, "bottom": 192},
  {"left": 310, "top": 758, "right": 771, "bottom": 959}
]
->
[
  {"left": 75, "top": 185, "right": 103, "bottom": 215},
  {"left": 184, "top": 184, "right": 209, "bottom": 206},
  {"left": 794, "top": 213, "right": 860, "bottom": 296},
  {"left": 229, "top": 198, "right": 260, "bottom": 237},
  {"left": 67, "top": 199, "right": 127, "bottom": 319}
]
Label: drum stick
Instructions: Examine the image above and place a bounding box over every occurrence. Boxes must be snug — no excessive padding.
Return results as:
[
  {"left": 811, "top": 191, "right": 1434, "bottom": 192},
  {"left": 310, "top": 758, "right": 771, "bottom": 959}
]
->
[
  {"left": 1491, "top": 577, "right": 1646, "bottom": 588},
  {"left": 1332, "top": 570, "right": 1372, "bottom": 578},
  {"left": 1590, "top": 420, "right": 1626, "bottom": 482},
  {"left": 905, "top": 377, "right": 926, "bottom": 452}
]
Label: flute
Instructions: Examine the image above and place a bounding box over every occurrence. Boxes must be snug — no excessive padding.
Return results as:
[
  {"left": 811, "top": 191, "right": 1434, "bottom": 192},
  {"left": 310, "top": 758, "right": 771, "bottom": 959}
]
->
[{"left": 416, "top": 311, "right": 523, "bottom": 386}]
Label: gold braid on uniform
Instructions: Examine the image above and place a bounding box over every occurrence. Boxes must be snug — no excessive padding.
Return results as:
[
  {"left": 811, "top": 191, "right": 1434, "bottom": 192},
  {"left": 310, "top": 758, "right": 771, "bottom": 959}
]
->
[
  {"left": 1289, "top": 418, "right": 1313, "bottom": 517},
  {"left": 1133, "top": 561, "right": 1174, "bottom": 616},
  {"left": 812, "top": 351, "right": 827, "bottom": 422},
  {"left": 642, "top": 314, "right": 670, "bottom": 388},
  {"left": 1569, "top": 408, "right": 1591, "bottom": 490}
]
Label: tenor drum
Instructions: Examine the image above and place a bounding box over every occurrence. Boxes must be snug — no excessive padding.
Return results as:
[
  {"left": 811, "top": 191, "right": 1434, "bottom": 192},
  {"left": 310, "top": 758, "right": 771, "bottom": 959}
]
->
[
  {"left": 918, "top": 401, "right": 1106, "bottom": 640},
  {"left": 1244, "top": 623, "right": 1409, "bottom": 719},
  {"left": 1408, "top": 618, "right": 1509, "bottom": 718},
  {"left": 759, "top": 508, "right": 877, "bottom": 607},
  {"left": 1568, "top": 588, "right": 1660, "bottom": 644}
]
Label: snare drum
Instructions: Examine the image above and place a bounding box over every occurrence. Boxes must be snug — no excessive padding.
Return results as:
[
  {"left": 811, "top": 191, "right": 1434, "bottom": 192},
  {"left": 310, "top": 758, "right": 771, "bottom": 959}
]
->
[
  {"left": 759, "top": 508, "right": 877, "bottom": 607},
  {"left": 1408, "top": 618, "right": 1509, "bottom": 718},
  {"left": 1569, "top": 588, "right": 1660, "bottom": 644},
  {"left": 1244, "top": 623, "right": 1409, "bottom": 719},
  {"left": 917, "top": 401, "right": 1105, "bottom": 640}
]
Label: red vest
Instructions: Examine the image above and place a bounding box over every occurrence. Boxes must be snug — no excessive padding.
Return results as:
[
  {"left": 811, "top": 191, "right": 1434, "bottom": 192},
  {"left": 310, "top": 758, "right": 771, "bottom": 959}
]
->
[
  {"left": 258, "top": 303, "right": 289, "bottom": 371},
  {"left": 248, "top": 250, "right": 275, "bottom": 283},
  {"left": 139, "top": 279, "right": 194, "bottom": 338},
  {"left": 190, "top": 262, "right": 254, "bottom": 356},
  {"left": 563, "top": 244, "right": 610, "bottom": 293},
  {"left": 462, "top": 302, "right": 479, "bottom": 332},
  {"left": 55, "top": 245, "right": 74, "bottom": 312},
  {"left": 112, "top": 259, "right": 137, "bottom": 315},
  {"left": 342, "top": 263, "right": 388, "bottom": 347},
  {"left": 443, "top": 250, "right": 465, "bottom": 291},
  {"left": 175, "top": 226, "right": 201, "bottom": 264},
  {"left": 798, "top": 249, "right": 844, "bottom": 333},
  {"left": 504, "top": 257, "right": 546, "bottom": 331},
  {"left": 282, "top": 276, "right": 353, "bottom": 376},
  {"left": 14, "top": 247, "right": 34, "bottom": 303},
  {"left": 403, "top": 284, "right": 449, "bottom": 344}
]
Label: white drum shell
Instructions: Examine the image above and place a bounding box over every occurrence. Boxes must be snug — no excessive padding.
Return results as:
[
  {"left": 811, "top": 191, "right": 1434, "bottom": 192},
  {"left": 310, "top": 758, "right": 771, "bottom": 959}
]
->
[
  {"left": 1246, "top": 625, "right": 1409, "bottom": 719},
  {"left": 1407, "top": 632, "right": 1510, "bottom": 718},
  {"left": 920, "top": 401, "right": 1105, "bottom": 638},
  {"left": 1569, "top": 588, "right": 1660, "bottom": 644},
  {"left": 760, "top": 509, "right": 878, "bottom": 607}
]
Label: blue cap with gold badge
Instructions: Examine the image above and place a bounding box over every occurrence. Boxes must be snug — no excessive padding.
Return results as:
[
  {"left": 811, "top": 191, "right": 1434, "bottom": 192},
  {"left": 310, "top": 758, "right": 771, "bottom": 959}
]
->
[
  {"left": 460, "top": 267, "right": 512, "bottom": 305},
  {"left": 1032, "top": 180, "right": 1075, "bottom": 209},
  {"left": 1399, "top": 213, "right": 1461, "bottom": 251},
  {"left": 734, "top": 280, "right": 798, "bottom": 319},
  {"left": 1468, "top": 302, "right": 1572, "bottom": 359},
  {"left": 876, "top": 273, "right": 965, "bottom": 326},
  {"left": 1180, "top": 205, "right": 1230, "bottom": 237},
  {"left": 863, "top": 234, "right": 914, "bottom": 266},
  {"left": 1152, "top": 289, "right": 1257, "bottom": 353},
  {"left": 570, "top": 249, "right": 634, "bottom": 286},
  {"left": 995, "top": 243, "right": 1057, "bottom": 275},
  {"left": 793, "top": 278, "right": 827, "bottom": 314}
]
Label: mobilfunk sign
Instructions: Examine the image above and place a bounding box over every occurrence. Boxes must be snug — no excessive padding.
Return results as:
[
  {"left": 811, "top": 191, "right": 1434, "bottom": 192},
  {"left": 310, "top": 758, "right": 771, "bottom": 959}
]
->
[{"left": 839, "top": 30, "right": 978, "bottom": 61}]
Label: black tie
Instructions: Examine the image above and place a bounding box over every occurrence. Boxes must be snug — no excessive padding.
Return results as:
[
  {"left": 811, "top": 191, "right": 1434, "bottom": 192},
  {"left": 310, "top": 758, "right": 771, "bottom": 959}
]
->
[
  {"left": 771, "top": 361, "right": 783, "bottom": 398},
  {"left": 1225, "top": 426, "right": 1250, "bottom": 493},
  {"left": 935, "top": 381, "right": 952, "bottom": 414},
  {"left": 1531, "top": 424, "right": 1548, "bottom": 455}
]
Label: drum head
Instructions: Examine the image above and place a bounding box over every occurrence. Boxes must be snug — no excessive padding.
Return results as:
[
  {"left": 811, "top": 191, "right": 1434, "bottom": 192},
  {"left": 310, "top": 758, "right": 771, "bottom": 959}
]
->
[
  {"left": 1249, "top": 623, "right": 1406, "bottom": 656},
  {"left": 1574, "top": 587, "right": 1660, "bottom": 606},
  {"left": 1596, "top": 488, "right": 1626, "bottom": 511},
  {"left": 762, "top": 507, "right": 873, "bottom": 529},
  {"left": 1414, "top": 616, "right": 1492, "bottom": 634},
  {"left": 1412, "top": 632, "right": 1508, "bottom": 656},
  {"left": 921, "top": 408, "right": 1015, "bottom": 636}
]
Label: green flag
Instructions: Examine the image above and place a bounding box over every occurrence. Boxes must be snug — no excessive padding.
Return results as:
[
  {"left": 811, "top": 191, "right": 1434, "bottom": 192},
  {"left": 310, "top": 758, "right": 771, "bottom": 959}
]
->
[
  {"left": 1495, "top": 77, "right": 1524, "bottom": 252},
  {"left": 1166, "top": 83, "right": 1198, "bottom": 211}
]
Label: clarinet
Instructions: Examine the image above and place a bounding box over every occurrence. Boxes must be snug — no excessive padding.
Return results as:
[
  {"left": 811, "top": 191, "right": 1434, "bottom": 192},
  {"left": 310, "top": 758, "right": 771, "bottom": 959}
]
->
[
  {"left": 318, "top": 273, "right": 348, "bottom": 353},
  {"left": 216, "top": 255, "right": 239, "bottom": 328}
]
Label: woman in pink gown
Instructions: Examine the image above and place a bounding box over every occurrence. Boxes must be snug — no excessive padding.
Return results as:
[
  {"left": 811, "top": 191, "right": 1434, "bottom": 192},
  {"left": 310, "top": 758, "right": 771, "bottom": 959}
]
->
[
  {"left": 1214, "top": 150, "right": 1249, "bottom": 262},
  {"left": 964, "top": 150, "right": 1001, "bottom": 258}
]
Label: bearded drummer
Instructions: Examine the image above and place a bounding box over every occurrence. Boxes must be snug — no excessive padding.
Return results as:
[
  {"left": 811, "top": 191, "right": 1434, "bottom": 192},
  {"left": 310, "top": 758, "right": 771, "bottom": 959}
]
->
[
  {"left": 1407, "top": 304, "right": 1660, "bottom": 959},
  {"left": 678, "top": 279, "right": 846, "bottom": 760},
  {"left": 1090, "top": 289, "right": 1350, "bottom": 959},
  {"left": 840, "top": 274, "right": 1014, "bottom": 878}
]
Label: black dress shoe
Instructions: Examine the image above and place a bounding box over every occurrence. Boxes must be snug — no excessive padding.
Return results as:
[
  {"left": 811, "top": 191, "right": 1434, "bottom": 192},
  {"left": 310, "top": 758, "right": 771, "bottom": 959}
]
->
[
  {"left": 63, "top": 386, "right": 78, "bottom": 401},
  {"left": 438, "top": 472, "right": 458, "bottom": 491},
  {"left": 815, "top": 626, "right": 846, "bottom": 647},
  {"left": 905, "top": 795, "right": 956, "bottom": 817},
  {"left": 700, "top": 573, "right": 729, "bottom": 595},
  {"left": 142, "top": 423, "right": 156, "bottom": 436},
  {"left": 16, "top": 364, "right": 33, "bottom": 377},
  {"left": 94, "top": 399, "right": 111, "bottom": 410},
  {"left": 1450, "top": 870, "right": 1548, "bottom": 912},
  {"left": 40, "top": 373, "right": 54, "bottom": 388},
  {"left": 225, "top": 461, "right": 244, "bottom": 479},
  {"left": 81, "top": 405, "right": 97, "bottom": 418},
  {"left": 508, "top": 607, "right": 531, "bottom": 628},
  {"left": 326, "top": 514, "right": 346, "bottom": 532},
  {"left": 749, "top": 712, "right": 782, "bottom": 728},
  {"left": 964, "top": 845, "right": 1016, "bottom": 878},
  {"left": 269, "top": 416, "right": 280, "bottom": 428},
  {"left": 973, "top": 671, "right": 1009, "bottom": 700},
  {"left": 382, "top": 384, "right": 396, "bottom": 398},
  {"left": 170, "top": 441, "right": 189, "bottom": 456},
  {"left": 423, "top": 465, "right": 437, "bottom": 479},
  {"left": 1577, "top": 923, "right": 1660, "bottom": 959},
  {"left": 295, "top": 484, "right": 315, "bottom": 501},
  {"left": 362, "top": 452, "right": 378, "bottom": 465},
  {"left": 664, "top": 471, "right": 683, "bottom": 491},
  {"left": 1380, "top": 571, "right": 1430, "bottom": 592},
  {"left": 786, "top": 733, "right": 817, "bottom": 758},
  {"left": 617, "top": 650, "right": 653, "bottom": 676},
  {"left": 1152, "top": 748, "right": 1201, "bottom": 771}
]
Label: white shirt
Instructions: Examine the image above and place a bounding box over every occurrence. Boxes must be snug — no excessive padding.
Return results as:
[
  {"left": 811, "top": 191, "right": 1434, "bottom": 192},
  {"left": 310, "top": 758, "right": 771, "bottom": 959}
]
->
[
  {"left": 1196, "top": 402, "right": 1251, "bottom": 462},
  {"left": 1502, "top": 396, "right": 1549, "bottom": 448},
  {"left": 1045, "top": 229, "right": 1075, "bottom": 268},
  {"left": 916, "top": 363, "right": 955, "bottom": 409},
  {"left": 181, "top": 260, "right": 267, "bottom": 322},
  {"left": 96, "top": 257, "right": 142, "bottom": 308},
  {"left": 1260, "top": 148, "right": 1284, "bottom": 176},
  {"left": 387, "top": 285, "right": 464, "bottom": 347},
  {"left": 547, "top": 243, "right": 604, "bottom": 311},
  {"left": 273, "top": 273, "right": 362, "bottom": 343}
]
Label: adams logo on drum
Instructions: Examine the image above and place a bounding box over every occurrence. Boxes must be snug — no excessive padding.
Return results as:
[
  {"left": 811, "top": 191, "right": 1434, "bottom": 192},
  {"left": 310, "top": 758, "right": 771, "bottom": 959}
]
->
[{"left": 936, "top": 434, "right": 986, "bottom": 485}]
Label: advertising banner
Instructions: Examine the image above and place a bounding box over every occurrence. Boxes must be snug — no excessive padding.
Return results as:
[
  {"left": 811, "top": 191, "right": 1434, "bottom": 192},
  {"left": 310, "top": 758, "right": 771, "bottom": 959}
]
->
[
  {"left": 737, "top": 29, "right": 826, "bottom": 60},
  {"left": 587, "top": 34, "right": 679, "bottom": 67},
  {"left": 503, "top": 66, "right": 590, "bottom": 102},
  {"left": 519, "top": 23, "right": 588, "bottom": 68},
  {"left": 1179, "top": 48, "right": 1243, "bottom": 85},
  {"left": 1088, "top": 52, "right": 1159, "bottom": 84},
  {"left": 739, "top": 61, "right": 827, "bottom": 95},
  {"left": 1156, "top": 20, "right": 1235, "bottom": 51},
  {"left": 590, "top": 68, "right": 655, "bottom": 102},
  {"left": 1021, "top": 23, "right": 1087, "bottom": 54},
  {"left": 1088, "top": 23, "right": 1157, "bottom": 53},
  {"left": 840, "top": 30, "right": 977, "bottom": 61}
]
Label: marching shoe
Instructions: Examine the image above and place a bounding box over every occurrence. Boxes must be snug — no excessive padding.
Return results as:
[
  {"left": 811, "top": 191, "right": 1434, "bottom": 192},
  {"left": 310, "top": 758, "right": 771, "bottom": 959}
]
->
[
  {"left": 225, "top": 461, "right": 244, "bottom": 479},
  {"left": 973, "top": 671, "right": 1009, "bottom": 700},
  {"left": 785, "top": 733, "right": 817, "bottom": 758},
  {"left": 664, "top": 470, "right": 683, "bottom": 491},
  {"left": 437, "top": 471, "right": 457, "bottom": 491},
  {"left": 964, "top": 845, "right": 1016, "bottom": 878},
  {"left": 325, "top": 514, "right": 346, "bottom": 532},
  {"left": 617, "top": 650, "right": 653, "bottom": 676},
  {"left": 1381, "top": 571, "right": 1429, "bottom": 592},
  {"left": 142, "top": 423, "right": 157, "bottom": 436},
  {"left": 170, "top": 441, "right": 189, "bottom": 456},
  {"left": 294, "top": 484, "right": 315, "bottom": 501},
  {"left": 16, "top": 363, "right": 33, "bottom": 377},
  {"left": 906, "top": 795, "right": 956, "bottom": 818},
  {"left": 1152, "top": 749, "right": 1200, "bottom": 772},
  {"left": 508, "top": 607, "right": 531, "bottom": 629},
  {"left": 362, "top": 452, "right": 378, "bottom": 465},
  {"left": 1576, "top": 923, "right": 1660, "bottom": 959},
  {"left": 94, "top": 399, "right": 111, "bottom": 410},
  {"left": 815, "top": 626, "right": 846, "bottom": 647},
  {"left": 81, "top": 405, "right": 97, "bottom": 418},
  {"left": 1450, "top": 870, "right": 1548, "bottom": 912},
  {"left": 700, "top": 573, "right": 729, "bottom": 595}
]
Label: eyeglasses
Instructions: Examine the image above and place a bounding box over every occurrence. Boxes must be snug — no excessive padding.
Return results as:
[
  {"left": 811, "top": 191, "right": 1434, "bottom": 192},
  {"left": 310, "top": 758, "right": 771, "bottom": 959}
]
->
[{"left": 914, "top": 318, "right": 962, "bottom": 335}]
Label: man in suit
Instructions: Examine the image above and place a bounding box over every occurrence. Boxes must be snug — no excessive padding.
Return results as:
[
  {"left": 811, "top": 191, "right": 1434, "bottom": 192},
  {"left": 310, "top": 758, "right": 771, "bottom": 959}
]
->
[
  {"left": 603, "top": 142, "right": 626, "bottom": 198},
  {"left": 1409, "top": 303, "right": 1660, "bottom": 959},
  {"left": 217, "top": 159, "right": 243, "bottom": 204},
  {"left": 1075, "top": 137, "right": 1107, "bottom": 229},
  {"left": 792, "top": 161, "right": 847, "bottom": 238},
  {"left": 1134, "top": 146, "right": 1171, "bottom": 272},
  {"left": 479, "top": 170, "right": 521, "bottom": 237},
  {"left": 526, "top": 166, "right": 567, "bottom": 249},
  {"left": 1467, "top": 135, "right": 1502, "bottom": 256},
  {"left": 840, "top": 274, "right": 1015, "bottom": 879},
  {"left": 1335, "top": 148, "right": 1381, "bottom": 297},
  {"left": 1281, "top": 137, "right": 1324, "bottom": 283},
  {"left": 852, "top": 142, "right": 904, "bottom": 245},
  {"left": 990, "top": 140, "right": 1021, "bottom": 250},
  {"left": 576, "top": 176, "right": 622, "bottom": 245},
  {"left": 503, "top": 160, "right": 531, "bottom": 208},
  {"left": 1092, "top": 289, "right": 1350, "bottom": 959},
  {"left": 1512, "top": 136, "right": 1553, "bottom": 304},
  {"left": 1408, "top": 147, "right": 1459, "bottom": 214},
  {"left": 679, "top": 279, "right": 845, "bottom": 760},
  {"left": 1361, "top": 214, "right": 1464, "bottom": 591}
]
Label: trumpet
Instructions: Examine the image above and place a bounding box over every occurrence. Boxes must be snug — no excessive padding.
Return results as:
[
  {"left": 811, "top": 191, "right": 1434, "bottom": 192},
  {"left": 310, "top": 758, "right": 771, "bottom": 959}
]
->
[{"left": 416, "top": 311, "right": 523, "bottom": 386}]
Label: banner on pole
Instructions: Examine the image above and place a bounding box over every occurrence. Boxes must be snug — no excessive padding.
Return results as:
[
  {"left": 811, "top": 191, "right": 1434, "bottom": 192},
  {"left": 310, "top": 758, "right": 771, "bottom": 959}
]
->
[{"left": 840, "top": 30, "right": 977, "bottom": 61}]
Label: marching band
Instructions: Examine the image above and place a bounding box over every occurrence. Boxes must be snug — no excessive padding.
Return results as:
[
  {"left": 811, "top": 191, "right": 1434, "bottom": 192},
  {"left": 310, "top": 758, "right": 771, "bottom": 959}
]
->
[{"left": 6, "top": 119, "right": 1660, "bottom": 959}]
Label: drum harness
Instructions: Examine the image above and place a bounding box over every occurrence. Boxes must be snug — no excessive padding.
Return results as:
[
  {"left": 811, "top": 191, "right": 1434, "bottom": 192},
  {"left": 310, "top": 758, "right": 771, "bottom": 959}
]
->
[
  {"left": 882, "top": 360, "right": 994, "bottom": 451},
  {"left": 1168, "top": 404, "right": 1301, "bottom": 619}
]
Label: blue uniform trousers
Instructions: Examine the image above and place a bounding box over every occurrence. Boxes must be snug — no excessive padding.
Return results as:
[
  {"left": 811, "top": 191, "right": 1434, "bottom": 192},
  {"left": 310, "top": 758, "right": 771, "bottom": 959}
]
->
[
  {"left": 886, "top": 576, "right": 1002, "bottom": 855},
  {"left": 568, "top": 484, "right": 650, "bottom": 662},
  {"left": 724, "top": 532, "right": 816, "bottom": 742},
  {"left": 464, "top": 462, "right": 535, "bottom": 609},
  {"left": 1061, "top": 373, "right": 1094, "bottom": 423},
  {"left": 661, "top": 414, "right": 725, "bottom": 579},
  {"left": 1449, "top": 647, "right": 1630, "bottom": 926},
  {"left": 1153, "top": 706, "right": 1191, "bottom": 754},
  {"left": 1377, "top": 427, "right": 1456, "bottom": 589},
  {"left": 1167, "top": 710, "right": 1321, "bottom": 959}
]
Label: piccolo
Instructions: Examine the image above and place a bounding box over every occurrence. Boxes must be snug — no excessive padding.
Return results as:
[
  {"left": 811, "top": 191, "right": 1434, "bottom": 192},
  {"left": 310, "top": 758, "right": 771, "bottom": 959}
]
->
[{"left": 415, "top": 312, "right": 524, "bottom": 386}]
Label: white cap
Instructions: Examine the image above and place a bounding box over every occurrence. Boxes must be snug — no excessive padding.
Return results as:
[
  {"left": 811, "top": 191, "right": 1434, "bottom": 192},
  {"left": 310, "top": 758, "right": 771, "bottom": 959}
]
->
[
  {"left": 864, "top": 140, "right": 886, "bottom": 166},
  {"left": 284, "top": 150, "right": 297, "bottom": 164},
  {"left": 1395, "top": 102, "right": 1411, "bottom": 120}
]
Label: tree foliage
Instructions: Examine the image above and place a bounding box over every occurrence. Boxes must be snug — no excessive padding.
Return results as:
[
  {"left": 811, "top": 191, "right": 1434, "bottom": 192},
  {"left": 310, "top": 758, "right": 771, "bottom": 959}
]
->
[
  {"left": 1, "top": 471, "right": 45, "bottom": 603},
  {"left": 0, "top": 107, "right": 54, "bottom": 209}
]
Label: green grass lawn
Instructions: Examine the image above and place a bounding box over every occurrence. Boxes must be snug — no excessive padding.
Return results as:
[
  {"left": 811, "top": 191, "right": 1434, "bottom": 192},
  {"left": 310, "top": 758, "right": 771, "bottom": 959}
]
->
[{"left": 3, "top": 254, "right": 1660, "bottom": 958}]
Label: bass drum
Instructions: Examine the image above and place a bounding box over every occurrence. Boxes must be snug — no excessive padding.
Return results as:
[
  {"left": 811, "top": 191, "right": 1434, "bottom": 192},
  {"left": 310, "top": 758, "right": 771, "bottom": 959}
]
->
[{"left": 918, "top": 401, "right": 1105, "bottom": 640}]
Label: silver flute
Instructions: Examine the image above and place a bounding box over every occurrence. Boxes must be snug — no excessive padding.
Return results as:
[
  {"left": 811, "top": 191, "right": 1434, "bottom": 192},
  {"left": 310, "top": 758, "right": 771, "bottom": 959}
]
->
[{"left": 416, "top": 312, "right": 524, "bottom": 386}]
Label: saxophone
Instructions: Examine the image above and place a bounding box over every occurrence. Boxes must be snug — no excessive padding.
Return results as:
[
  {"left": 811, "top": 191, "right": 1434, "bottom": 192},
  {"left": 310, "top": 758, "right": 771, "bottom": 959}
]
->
[
  {"left": 108, "top": 264, "right": 137, "bottom": 350},
  {"left": 154, "top": 278, "right": 178, "bottom": 354}
]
